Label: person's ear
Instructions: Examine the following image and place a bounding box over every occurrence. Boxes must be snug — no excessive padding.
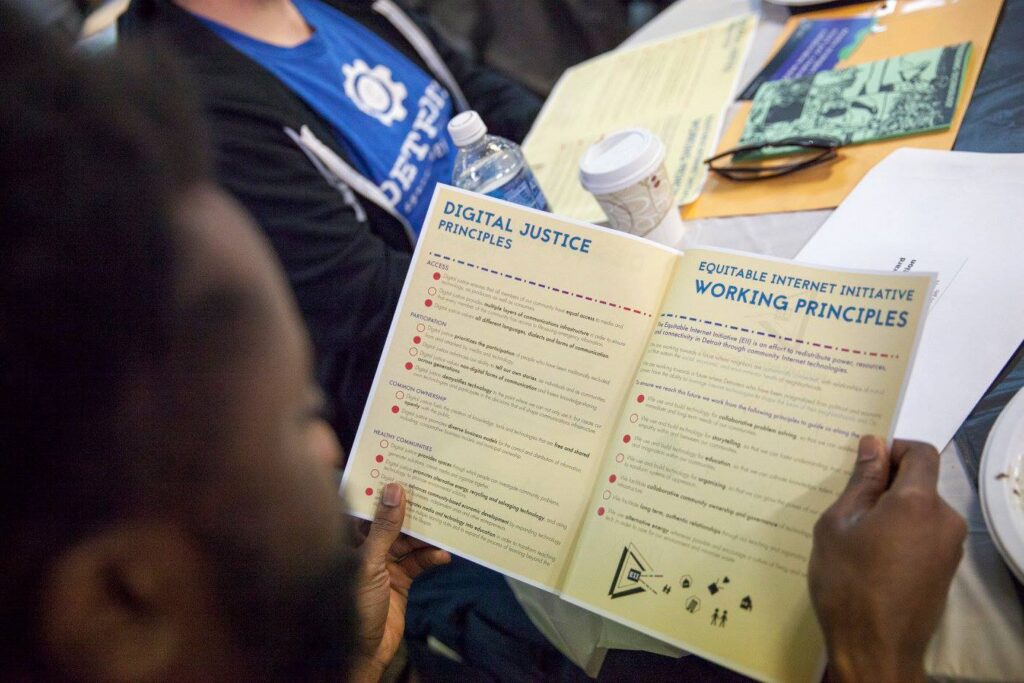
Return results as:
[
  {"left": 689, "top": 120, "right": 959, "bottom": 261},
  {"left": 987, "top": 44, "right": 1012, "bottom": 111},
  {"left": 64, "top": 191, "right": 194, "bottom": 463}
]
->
[{"left": 37, "top": 521, "right": 232, "bottom": 682}]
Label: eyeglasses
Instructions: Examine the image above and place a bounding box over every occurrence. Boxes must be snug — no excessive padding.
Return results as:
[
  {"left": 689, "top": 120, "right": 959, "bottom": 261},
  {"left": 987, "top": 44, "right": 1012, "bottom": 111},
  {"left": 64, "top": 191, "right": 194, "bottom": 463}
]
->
[{"left": 704, "top": 136, "right": 841, "bottom": 181}]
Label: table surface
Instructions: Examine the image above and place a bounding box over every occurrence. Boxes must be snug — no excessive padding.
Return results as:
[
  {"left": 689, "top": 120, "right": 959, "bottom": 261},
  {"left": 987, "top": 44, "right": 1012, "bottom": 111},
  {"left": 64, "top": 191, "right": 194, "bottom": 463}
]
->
[{"left": 510, "top": 1, "right": 1024, "bottom": 680}]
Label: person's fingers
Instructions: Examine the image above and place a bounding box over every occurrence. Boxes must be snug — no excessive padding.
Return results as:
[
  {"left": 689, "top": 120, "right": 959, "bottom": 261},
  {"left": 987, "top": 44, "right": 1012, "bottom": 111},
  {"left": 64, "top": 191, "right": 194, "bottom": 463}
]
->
[
  {"left": 362, "top": 483, "right": 406, "bottom": 566},
  {"left": 386, "top": 535, "right": 433, "bottom": 562},
  {"left": 396, "top": 547, "right": 451, "bottom": 581},
  {"left": 888, "top": 439, "right": 924, "bottom": 468},
  {"left": 351, "top": 518, "right": 371, "bottom": 544},
  {"left": 830, "top": 435, "right": 891, "bottom": 522},
  {"left": 889, "top": 441, "right": 940, "bottom": 494}
]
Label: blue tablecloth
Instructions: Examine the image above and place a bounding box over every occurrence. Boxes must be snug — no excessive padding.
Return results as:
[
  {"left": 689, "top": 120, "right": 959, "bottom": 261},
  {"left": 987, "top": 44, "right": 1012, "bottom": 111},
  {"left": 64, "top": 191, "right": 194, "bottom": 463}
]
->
[{"left": 954, "top": 0, "right": 1024, "bottom": 154}]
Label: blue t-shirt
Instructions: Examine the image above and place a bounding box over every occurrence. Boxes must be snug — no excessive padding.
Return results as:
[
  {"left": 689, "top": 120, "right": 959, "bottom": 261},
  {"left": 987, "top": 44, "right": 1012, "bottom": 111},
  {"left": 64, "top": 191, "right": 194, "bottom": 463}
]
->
[{"left": 200, "top": 0, "right": 455, "bottom": 234}]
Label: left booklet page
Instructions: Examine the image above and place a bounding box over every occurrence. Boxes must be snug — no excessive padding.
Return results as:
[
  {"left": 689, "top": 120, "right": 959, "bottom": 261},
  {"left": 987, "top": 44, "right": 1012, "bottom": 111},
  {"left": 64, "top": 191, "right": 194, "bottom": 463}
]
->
[{"left": 341, "top": 185, "right": 679, "bottom": 590}]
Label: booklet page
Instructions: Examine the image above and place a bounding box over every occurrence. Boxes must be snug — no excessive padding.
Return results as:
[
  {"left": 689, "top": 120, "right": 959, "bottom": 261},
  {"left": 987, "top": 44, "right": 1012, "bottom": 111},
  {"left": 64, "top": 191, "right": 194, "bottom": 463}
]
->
[
  {"left": 341, "top": 186, "right": 679, "bottom": 589},
  {"left": 561, "top": 248, "right": 933, "bottom": 683}
]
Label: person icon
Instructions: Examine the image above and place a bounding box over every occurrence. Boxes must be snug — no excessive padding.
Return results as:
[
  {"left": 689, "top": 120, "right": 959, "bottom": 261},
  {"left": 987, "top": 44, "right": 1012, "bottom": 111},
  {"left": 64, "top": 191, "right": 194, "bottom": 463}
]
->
[
  {"left": 720, "top": 610, "right": 728, "bottom": 628},
  {"left": 710, "top": 608, "right": 719, "bottom": 626}
]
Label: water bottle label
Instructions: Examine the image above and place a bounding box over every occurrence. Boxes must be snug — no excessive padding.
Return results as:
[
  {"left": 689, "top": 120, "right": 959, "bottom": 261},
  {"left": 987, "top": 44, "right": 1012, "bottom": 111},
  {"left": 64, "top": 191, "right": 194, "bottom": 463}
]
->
[{"left": 485, "top": 167, "right": 549, "bottom": 211}]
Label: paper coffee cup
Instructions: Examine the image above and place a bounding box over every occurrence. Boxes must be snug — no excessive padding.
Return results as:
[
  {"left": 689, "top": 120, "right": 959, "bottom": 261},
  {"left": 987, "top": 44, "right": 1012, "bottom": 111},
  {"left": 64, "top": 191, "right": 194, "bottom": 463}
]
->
[{"left": 579, "top": 128, "right": 685, "bottom": 246}]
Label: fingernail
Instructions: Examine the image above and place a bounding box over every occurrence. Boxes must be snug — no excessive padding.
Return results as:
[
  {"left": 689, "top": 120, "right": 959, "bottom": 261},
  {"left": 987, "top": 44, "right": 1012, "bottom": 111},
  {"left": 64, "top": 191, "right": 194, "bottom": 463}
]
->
[
  {"left": 383, "top": 483, "right": 402, "bottom": 507},
  {"left": 858, "top": 435, "right": 882, "bottom": 462}
]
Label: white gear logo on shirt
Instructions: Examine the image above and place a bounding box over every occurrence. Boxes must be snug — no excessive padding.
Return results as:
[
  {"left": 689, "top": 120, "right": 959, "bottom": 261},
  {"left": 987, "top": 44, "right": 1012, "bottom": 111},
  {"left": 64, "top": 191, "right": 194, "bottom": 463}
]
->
[{"left": 341, "top": 59, "right": 408, "bottom": 126}]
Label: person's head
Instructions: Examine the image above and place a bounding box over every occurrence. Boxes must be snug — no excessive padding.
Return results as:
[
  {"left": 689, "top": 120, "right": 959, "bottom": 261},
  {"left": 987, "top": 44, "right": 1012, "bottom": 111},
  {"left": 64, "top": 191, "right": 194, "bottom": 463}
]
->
[{"left": 0, "top": 6, "right": 358, "bottom": 680}]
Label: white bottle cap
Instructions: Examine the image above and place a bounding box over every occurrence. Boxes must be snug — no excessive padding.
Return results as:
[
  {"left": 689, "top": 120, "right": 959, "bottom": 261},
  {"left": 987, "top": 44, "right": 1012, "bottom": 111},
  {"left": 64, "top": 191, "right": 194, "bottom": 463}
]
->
[
  {"left": 448, "top": 111, "right": 488, "bottom": 147},
  {"left": 578, "top": 128, "right": 666, "bottom": 196}
]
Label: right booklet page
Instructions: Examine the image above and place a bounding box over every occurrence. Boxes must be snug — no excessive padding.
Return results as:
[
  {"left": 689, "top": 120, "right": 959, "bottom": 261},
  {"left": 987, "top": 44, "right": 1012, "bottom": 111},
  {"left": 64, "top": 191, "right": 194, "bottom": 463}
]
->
[{"left": 560, "top": 248, "right": 934, "bottom": 683}]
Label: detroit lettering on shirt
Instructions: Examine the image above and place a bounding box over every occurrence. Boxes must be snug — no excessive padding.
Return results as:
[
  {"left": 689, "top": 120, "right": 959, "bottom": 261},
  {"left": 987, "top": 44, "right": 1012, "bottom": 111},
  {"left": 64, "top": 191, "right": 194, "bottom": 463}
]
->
[{"left": 199, "top": 0, "right": 455, "bottom": 234}]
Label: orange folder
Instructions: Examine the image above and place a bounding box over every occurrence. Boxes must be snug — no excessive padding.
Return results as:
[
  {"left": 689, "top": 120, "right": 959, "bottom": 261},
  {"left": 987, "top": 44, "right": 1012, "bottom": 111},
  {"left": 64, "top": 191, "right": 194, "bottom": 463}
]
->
[{"left": 684, "top": 0, "right": 1004, "bottom": 220}]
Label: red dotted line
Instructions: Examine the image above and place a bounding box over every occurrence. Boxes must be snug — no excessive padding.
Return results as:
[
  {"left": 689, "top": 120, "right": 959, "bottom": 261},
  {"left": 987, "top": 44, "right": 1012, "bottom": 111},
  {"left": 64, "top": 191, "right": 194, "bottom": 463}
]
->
[
  {"left": 659, "top": 313, "right": 899, "bottom": 359},
  {"left": 430, "top": 252, "right": 653, "bottom": 318}
]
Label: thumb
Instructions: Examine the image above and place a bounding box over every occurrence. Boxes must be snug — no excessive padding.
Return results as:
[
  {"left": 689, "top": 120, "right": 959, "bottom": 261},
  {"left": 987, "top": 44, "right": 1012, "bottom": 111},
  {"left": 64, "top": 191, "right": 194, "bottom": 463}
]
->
[
  {"left": 833, "top": 436, "right": 891, "bottom": 523},
  {"left": 362, "top": 483, "right": 406, "bottom": 566}
]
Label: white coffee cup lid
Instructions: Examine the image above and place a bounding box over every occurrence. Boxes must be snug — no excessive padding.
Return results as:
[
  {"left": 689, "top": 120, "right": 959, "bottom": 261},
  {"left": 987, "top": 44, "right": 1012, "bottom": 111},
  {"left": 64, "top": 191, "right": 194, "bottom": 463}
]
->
[{"left": 579, "top": 128, "right": 666, "bottom": 196}]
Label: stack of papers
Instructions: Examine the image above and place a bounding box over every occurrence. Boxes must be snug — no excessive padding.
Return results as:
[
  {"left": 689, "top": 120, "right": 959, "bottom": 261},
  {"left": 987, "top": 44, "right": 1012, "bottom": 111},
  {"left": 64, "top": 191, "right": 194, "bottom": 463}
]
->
[
  {"left": 522, "top": 15, "right": 756, "bottom": 223},
  {"left": 684, "top": 0, "right": 1004, "bottom": 219},
  {"left": 797, "top": 148, "right": 1024, "bottom": 450}
]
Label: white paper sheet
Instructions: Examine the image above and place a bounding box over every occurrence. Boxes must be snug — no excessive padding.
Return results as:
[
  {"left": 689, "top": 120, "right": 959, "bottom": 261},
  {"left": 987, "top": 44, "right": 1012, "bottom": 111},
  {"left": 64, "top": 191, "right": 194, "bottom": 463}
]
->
[{"left": 797, "top": 148, "right": 1024, "bottom": 450}]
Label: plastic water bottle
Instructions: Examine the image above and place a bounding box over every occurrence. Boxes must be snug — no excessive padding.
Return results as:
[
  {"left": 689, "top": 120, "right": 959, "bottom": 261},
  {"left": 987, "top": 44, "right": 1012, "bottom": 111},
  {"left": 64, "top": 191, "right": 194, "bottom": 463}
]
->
[{"left": 448, "top": 111, "right": 550, "bottom": 211}]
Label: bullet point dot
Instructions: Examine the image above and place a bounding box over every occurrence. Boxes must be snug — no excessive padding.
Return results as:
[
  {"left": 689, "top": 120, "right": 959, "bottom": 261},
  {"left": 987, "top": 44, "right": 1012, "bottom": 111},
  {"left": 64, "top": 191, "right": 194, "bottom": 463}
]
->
[
  {"left": 416, "top": 324, "right": 426, "bottom": 332},
  {"left": 603, "top": 490, "right": 611, "bottom": 500},
  {"left": 630, "top": 413, "right": 639, "bottom": 423},
  {"left": 637, "top": 394, "right": 645, "bottom": 403},
  {"left": 395, "top": 391, "right": 405, "bottom": 400},
  {"left": 433, "top": 272, "right": 441, "bottom": 281},
  {"left": 622, "top": 434, "right": 631, "bottom": 444},
  {"left": 597, "top": 507, "right": 606, "bottom": 516},
  {"left": 365, "top": 488, "right": 374, "bottom": 497},
  {"left": 616, "top": 453, "right": 625, "bottom": 463},
  {"left": 609, "top": 474, "right": 617, "bottom": 483},
  {"left": 376, "top": 454, "right": 384, "bottom": 463},
  {"left": 370, "top": 469, "right": 380, "bottom": 479},
  {"left": 428, "top": 287, "right": 438, "bottom": 296},
  {"left": 380, "top": 440, "right": 389, "bottom": 449},
  {"left": 391, "top": 405, "right": 400, "bottom": 414},
  {"left": 414, "top": 336, "right": 422, "bottom": 344},
  {"left": 405, "top": 362, "right": 414, "bottom": 370},
  {"left": 409, "top": 347, "right": 418, "bottom": 356},
  {"left": 425, "top": 299, "right": 433, "bottom": 307}
]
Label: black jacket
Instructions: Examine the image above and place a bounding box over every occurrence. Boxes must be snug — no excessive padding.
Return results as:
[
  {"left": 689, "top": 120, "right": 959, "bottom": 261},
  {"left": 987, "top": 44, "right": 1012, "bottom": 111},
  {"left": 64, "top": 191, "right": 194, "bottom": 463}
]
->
[{"left": 119, "top": 0, "right": 542, "bottom": 448}]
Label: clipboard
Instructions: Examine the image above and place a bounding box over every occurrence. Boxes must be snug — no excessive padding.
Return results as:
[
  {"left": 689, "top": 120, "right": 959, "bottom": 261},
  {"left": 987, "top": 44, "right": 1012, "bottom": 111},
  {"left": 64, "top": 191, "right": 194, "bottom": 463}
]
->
[{"left": 683, "top": 0, "right": 1005, "bottom": 220}]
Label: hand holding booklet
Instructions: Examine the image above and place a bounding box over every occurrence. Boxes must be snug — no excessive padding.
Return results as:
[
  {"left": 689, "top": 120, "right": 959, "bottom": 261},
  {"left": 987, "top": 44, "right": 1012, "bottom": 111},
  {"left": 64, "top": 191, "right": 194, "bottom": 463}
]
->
[{"left": 341, "top": 186, "right": 933, "bottom": 683}]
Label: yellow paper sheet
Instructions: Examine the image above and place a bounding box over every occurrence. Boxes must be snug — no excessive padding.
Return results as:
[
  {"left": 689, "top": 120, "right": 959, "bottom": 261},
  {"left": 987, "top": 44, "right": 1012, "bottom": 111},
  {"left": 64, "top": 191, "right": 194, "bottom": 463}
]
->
[
  {"left": 342, "top": 188, "right": 933, "bottom": 680},
  {"left": 522, "top": 14, "right": 757, "bottom": 224},
  {"left": 684, "top": 0, "right": 1004, "bottom": 219},
  {"left": 561, "top": 249, "right": 932, "bottom": 682}
]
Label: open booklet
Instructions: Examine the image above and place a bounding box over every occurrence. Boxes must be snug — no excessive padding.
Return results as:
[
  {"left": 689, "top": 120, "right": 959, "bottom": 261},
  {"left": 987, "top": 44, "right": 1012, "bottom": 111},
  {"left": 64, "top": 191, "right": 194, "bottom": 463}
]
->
[{"left": 340, "top": 185, "right": 933, "bottom": 683}]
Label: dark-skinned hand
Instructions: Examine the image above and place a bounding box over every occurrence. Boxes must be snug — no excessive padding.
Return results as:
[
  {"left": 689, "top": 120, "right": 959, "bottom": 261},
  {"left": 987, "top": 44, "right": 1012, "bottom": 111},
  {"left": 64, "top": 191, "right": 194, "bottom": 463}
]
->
[
  {"left": 810, "top": 437, "right": 967, "bottom": 683},
  {"left": 349, "top": 483, "right": 450, "bottom": 682}
]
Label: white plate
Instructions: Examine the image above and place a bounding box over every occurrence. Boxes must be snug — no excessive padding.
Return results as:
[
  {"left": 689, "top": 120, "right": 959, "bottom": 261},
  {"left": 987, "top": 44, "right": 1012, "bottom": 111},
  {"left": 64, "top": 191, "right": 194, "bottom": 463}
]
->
[{"left": 980, "top": 387, "right": 1024, "bottom": 583}]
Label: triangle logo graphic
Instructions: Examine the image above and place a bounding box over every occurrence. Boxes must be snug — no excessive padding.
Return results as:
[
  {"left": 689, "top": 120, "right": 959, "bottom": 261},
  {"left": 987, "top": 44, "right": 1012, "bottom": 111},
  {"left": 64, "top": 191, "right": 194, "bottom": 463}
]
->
[{"left": 608, "top": 544, "right": 656, "bottom": 599}]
